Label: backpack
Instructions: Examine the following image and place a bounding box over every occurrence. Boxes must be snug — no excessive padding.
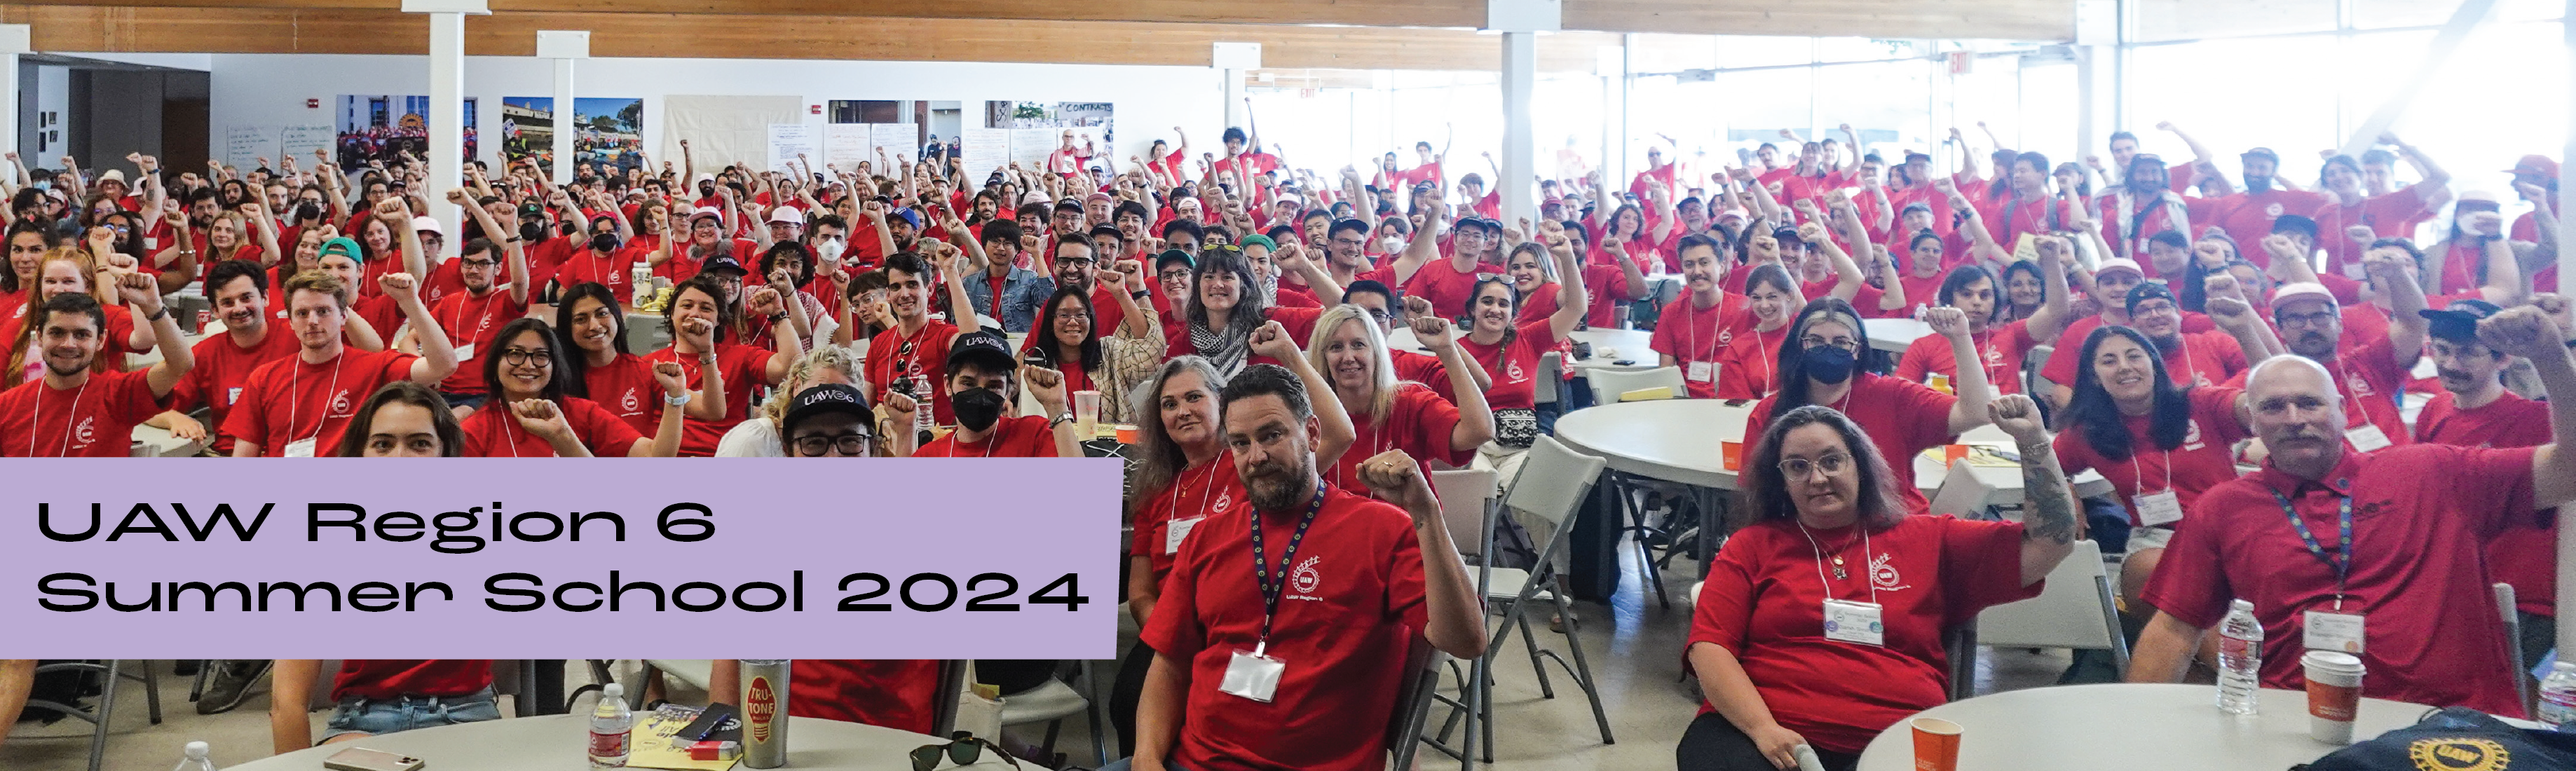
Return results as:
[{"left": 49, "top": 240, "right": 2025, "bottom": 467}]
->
[{"left": 2299, "top": 707, "right": 2576, "bottom": 771}]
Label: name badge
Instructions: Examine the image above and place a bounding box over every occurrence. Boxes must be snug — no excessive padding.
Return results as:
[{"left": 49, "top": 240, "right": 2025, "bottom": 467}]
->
[
  {"left": 2134, "top": 490, "right": 2185, "bottom": 527},
  {"left": 1822, "top": 599, "right": 1885, "bottom": 646},
  {"left": 284, "top": 437, "right": 318, "bottom": 458},
  {"left": 454, "top": 342, "right": 476, "bottom": 360},
  {"left": 1687, "top": 361, "right": 1715, "bottom": 383},
  {"left": 2340, "top": 261, "right": 2369, "bottom": 280},
  {"left": 226, "top": 387, "right": 243, "bottom": 406},
  {"left": 1219, "top": 647, "right": 1287, "bottom": 703},
  {"left": 1164, "top": 517, "right": 1203, "bottom": 555},
  {"left": 2344, "top": 424, "right": 2392, "bottom": 452},
  {"left": 2304, "top": 610, "right": 2366, "bottom": 655}
]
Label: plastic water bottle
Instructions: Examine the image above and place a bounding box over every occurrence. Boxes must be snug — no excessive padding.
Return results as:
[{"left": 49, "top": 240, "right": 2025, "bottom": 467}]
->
[
  {"left": 2216, "top": 599, "right": 2264, "bottom": 715},
  {"left": 172, "top": 741, "right": 215, "bottom": 771},
  {"left": 2538, "top": 661, "right": 2576, "bottom": 727},
  {"left": 911, "top": 371, "right": 937, "bottom": 437},
  {"left": 589, "top": 683, "right": 632, "bottom": 768}
]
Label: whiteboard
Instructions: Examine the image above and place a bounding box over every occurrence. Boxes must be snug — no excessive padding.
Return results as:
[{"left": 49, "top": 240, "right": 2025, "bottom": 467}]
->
[
  {"left": 823, "top": 123, "right": 870, "bottom": 172},
  {"left": 223, "top": 126, "right": 274, "bottom": 172},
  {"left": 870, "top": 124, "right": 918, "bottom": 163},
  {"left": 1009, "top": 128, "right": 1055, "bottom": 170},
  {"left": 280, "top": 125, "right": 335, "bottom": 168},
  {"left": 766, "top": 123, "right": 816, "bottom": 175},
  {"left": 960, "top": 128, "right": 1011, "bottom": 183}
]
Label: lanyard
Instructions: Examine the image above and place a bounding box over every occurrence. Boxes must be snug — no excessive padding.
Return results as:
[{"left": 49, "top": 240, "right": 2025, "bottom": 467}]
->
[
  {"left": 447, "top": 291, "right": 499, "bottom": 350},
  {"left": 1248, "top": 481, "right": 1326, "bottom": 650},
  {"left": 2127, "top": 444, "right": 2175, "bottom": 496},
  {"left": 1175, "top": 459, "right": 1224, "bottom": 524},
  {"left": 29, "top": 376, "right": 89, "bottom": 457},
  {"left": 2272, "top": 489, "right": 2354, "bottom": 606},
  {"left": 1795, "top": 521, "right": 1877, "bottom": 606},
  {"left": 287, "top": 353, "right": 348, "bottom": 446}
]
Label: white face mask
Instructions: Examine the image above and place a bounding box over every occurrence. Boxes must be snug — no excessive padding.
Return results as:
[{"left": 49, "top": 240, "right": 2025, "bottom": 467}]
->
[{"left": 817, "top": 238, "right": 845, "bottom": 264}]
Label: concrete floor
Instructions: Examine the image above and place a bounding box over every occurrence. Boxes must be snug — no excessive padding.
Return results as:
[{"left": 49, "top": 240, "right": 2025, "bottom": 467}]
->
[{"left": 0, "top": 543, "right": 2078, "bottom": 771}]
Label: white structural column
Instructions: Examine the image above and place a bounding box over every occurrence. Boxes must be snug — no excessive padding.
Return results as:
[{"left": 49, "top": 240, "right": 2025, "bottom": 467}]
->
[
  {"left": 404, "top": 0, "right": 487, "bottom": 227},
  {"left": 2558, "top": 0, "right": 2575, "bottom": 652},
  {"left": 1487, "top": 0, "right": 1558, "bottom": 231},
  {"left": 2073, "top": 0, "right": 2117, "bottom": 173},
  {"left": 1213, "top": 42, "right": 1259, "bottom": 134},
  {"left": 538, "top": 30, "right": 588, "bottom": 184},
  {"left": 0, "top": 25, "right": 25, "bottom": 186},
  {"left": 1597, "top": 46, "right": 1623, "bottom": 200}
]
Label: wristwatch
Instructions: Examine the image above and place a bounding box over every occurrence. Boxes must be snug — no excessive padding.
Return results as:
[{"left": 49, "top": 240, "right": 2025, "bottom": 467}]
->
[{"left": 1049, "top": 411, "right": 1076, "bottom": 428}]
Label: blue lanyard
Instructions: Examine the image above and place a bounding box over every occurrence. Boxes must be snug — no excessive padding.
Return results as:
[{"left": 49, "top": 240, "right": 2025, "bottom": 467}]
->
[
  {"left": 1248, "top": 482, "right": 1326, "bottom": 646},
  {"left": 2271, "top": 488, "right": 2354, "bottom": 601}
]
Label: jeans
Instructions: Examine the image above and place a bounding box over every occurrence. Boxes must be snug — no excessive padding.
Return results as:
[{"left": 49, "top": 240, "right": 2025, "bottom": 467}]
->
[
  {"left": 321, "top": 687, "right": 503, "bottom": 741},
  {"left": 1675, "top": 712, "right": 1858, "bottom": 771}
]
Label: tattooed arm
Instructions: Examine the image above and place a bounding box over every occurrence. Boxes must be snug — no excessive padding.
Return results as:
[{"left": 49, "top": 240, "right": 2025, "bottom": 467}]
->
[{"left": 1988, "top": 393, "right": 2078, "bottom": 585}]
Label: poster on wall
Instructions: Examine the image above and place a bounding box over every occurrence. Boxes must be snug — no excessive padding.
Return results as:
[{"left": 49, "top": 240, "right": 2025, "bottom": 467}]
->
[
  {"left": 280, "top": 125, "right": 336, "bottom": 166},
  {"left": 335, "top": 95, "right": 478, "bottom": 170},
  {"left": 766, "top": 123, "right": 816, "bottom": 175},
  {"left": 959, "top": 128, "right": 1011, "bottom": 182},
  {"left": 223, "top": 126, "right": 273, "bottom": 172},
  {"left": 500, "top": 96, "right": 646, "bottom": 174},
  {"left": 823, "top": 123, "right": 870, "bottom": 170},
  {"left": 983, "top": 101, "right": 1113, "bottom": 178}
]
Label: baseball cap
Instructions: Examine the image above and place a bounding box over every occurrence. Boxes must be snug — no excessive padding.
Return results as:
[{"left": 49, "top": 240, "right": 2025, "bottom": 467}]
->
[
  {"left": 318, "top": 237, "right": 362, "bottom": 261},
  {"left": 768, "top": 207, "right": 804, "bottom": 225},
  {"left": 687, "top": 206, "right": 724, "bottom": 224},
  {"left": 2457, "top": 189, "right": 2502, "bottom": 207},
  {"left": 701, "top": 255, "right": 749, "bottom": 276},
  {"left": 2094, "top": 258, "right": 2146, "bottom": 278},
  {"left": 779, "top": 383, "right": 874, "bottom": 444},
  {"left": 1154, "top": 249, "right": 1194, "bottom": 273},
  {"left": 946, "top": 329, "right": 1018, "bottom": 375},
  {"left": 411, "top": 217, "right": 444, "bottom": 236},
  {"left": 890, "top": 207, "right": 922, "bottom": 229},
  {"left": 2240, "top": 147, "right": 2281, "bottom": 164},
  {"left": 1455, "top": 217, "right": 1503, "bottom": 234},
  {"left": 2269, "top": 281, "right": 2339, "bottom": 314},
  {"left": 2507, "top": 155, "right": 2558, "bottom": 178},
  {"left": 693, "top": 173, "right": 716, "bottom": 185},
  {"left": 2270, "top": 214, "right": 2319, "bottom": 239},
  {"left": 1085, "top": 191, "right": 1113, "bottom": 204},
  {"left": 2123, "top": 280, "right": 2176, "bottom": 315},
  {"left": 1238, "top": 234, "right": 1276, "bottom": 252},
  {"left": 1904, "top": 151, "right": 1933, "bottom": 163},
  {"left": 2418, "top": 299, "right": 2505, "bottom": 343}
]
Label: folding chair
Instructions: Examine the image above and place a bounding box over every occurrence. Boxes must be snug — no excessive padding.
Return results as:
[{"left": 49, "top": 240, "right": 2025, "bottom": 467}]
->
[
  {"left": 997, "top": 662, "right": 1108, "bottom": 768},
  {"left": 1387, "top": 636, "right": 1449, "bottom": 771},
  {"left": 27, "top": 660, "right": 161, "bottom": 771},
  {"left": 1432, "top": 436, "right": 1615, "bottom": 765},
  {"left": 1534, "top": 351, "right": 1562, "bottom": 407},
  {"left": 1585, "top": 366, "right": 1693, "bottom": 608},
  {"left": 2500, "top": 583, "right": 2530, "bottom": 709},
  {"left": 1586, "top": 366, "right": 1686, "bottom": 407},
  {"left": 1965, "top": 540, "right": 2127, "bottom": 700},
  {"left": 1433, "top": 469, "right": 1501, "bottom": 564}
]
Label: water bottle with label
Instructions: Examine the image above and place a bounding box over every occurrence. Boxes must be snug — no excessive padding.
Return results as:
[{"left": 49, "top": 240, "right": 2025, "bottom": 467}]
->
[
  {"left": 589, "top": 683, "right": 632, "bottom": 768},
  {"left": 2537, "top": 660, "right": 2576, "bottom": 727},
  {"left": 2216, "top": 599, "right": 2263, "bottom": 715},
  {"left": 172, "top": 741, "right": 215, "bottom": 771},
  {"left": 911, "top": 371, "right": 937, "bottom": 437}
]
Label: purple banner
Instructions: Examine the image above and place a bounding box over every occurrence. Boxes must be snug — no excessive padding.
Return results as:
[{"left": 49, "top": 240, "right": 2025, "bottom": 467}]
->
[{"left": 0, "top": 458, "right": 1123, "bottom": 660}]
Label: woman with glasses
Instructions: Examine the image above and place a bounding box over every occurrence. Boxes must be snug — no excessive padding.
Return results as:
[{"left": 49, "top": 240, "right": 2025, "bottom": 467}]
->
[
  {"left": 1744, "top": 298, "right": 1992, "bottom": 515},
  {"left": 1684, "top": 397, "right": 2075, "bottom": 771},
  {"left": 456, "top": 317, "right": 686, "bottom": 457},
  {"left": 1026, "top": 263, "right": 1164, "bottom": 425}
]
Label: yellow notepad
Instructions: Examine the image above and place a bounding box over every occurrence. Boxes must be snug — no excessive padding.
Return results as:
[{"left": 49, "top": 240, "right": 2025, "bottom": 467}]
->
[{"left": 623, "top": 711, "right": 738, "bottom": 771}]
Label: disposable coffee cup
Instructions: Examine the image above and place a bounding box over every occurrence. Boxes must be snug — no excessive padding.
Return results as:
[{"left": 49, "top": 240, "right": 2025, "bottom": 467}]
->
[
  {"left": 1944, "top": 444, "right": 1971, "bottom": 466},
  {"left": 1911, "top": 717, "right": 1961, "bottom": 771},
  {"left": 2303, "top": 650, "right": 2365, "bottom": 745},
  {"left": 1073, "top": 390, "right": 1101, "bottom": 432},
  {"left": 1721, "top": 440, "right": 1744, "bottom": 471}
]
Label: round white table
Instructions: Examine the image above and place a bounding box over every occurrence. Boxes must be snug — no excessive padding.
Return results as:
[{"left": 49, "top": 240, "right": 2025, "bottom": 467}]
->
[
  {"left": 1551, "top": 400, "right": 2110, "bottom": 499},
  {"left": 1854, "top": 683, "right": 2440, "bottom": 771},
  {"left": 225, "top": 714, "right": 1012, "bottom": 770},
  {"left": 1564, "top": 327, "right": 1658, "bottom": 374},
  {"left": 1867, "top": 318, "right": 1933, "bottom": 354}
]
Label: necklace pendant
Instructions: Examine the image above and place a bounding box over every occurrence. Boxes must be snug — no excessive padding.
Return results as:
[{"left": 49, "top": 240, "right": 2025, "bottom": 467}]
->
[{"left": 1832, "top": 566, "right": 1848, "bottom": 580}]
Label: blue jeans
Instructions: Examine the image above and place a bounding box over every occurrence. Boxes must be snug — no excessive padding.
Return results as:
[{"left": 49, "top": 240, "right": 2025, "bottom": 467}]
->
[
  {"left": 1098, "top": 760, "right": 1192, "bottom": 771},
  {"left": 321, "top": 687, "right": 503, "bottom": 741}
]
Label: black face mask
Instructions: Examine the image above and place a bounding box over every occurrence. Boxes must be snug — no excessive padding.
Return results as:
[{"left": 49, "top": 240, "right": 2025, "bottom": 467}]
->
[
  {"left": 520, "top": 219, "right": 548, "bottom": 243},
  {"left": 951, "top": 387, "right": 1007, "bottom": 432},
  {"left": 591, "top": 232, "right": 620, "bottom": 254},
  {"left": 1804, "top": 344, "right": 1857, "bottom": 385}
]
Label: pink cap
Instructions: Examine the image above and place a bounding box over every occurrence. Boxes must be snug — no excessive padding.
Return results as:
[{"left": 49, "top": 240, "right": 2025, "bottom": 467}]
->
[{"left": 2270, "top": 281, "right": 2339, "bottom": 311}]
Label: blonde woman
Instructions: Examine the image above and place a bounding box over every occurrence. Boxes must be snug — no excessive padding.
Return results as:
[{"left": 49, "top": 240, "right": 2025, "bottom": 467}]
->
[
  {"left": 716, "top": 345, "right": 866, "bottom": 458},
  {"left": 1302, "top": 301, "right": 1491, "bottom": 490}
]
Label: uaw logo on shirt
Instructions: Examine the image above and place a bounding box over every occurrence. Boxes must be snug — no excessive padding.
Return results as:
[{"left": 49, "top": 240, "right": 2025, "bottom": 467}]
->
[
  {"left": 327, "top": 389, "right": 356, "bottom": 418},
  {"left": 620, "top": 388, "right": 641, "bottom": 414},
  {"left": 1505, "top": 360, "right": 1527, "bottom": 383},
  {"left": 1718, "top": 328, "right": 1736, "bottom": 346},
  {"left": 1287, "top": 555, "right": 1324, "bottom": 601},
  {"left": 2181, "top": 418, "right": 2207, "bottom": 451},
  {"left": 2265, "top": 202, "right": 2286, "bottom": 217},
  {"left": 70, "top": 416, "right": 95, "bottom": 449},
  {"left": 2347, "top": 370, "right": 2376, "bottom": 397},
  {"left": 2407, "top": 737, "right": 2508, "bottom": 771},
  {"left": 1869, "top": 553, "right": 1912, "bottom": 592},
  {"left": 1211, "top": 490, "right": 1234, "bottom": 514}
]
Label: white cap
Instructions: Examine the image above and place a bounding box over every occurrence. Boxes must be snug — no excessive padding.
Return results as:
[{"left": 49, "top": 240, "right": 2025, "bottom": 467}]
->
[
  {"left": 687, "top": 206, "right": 723, "bottom": 222},
  {"left": 768, "top": 207, "right": 804, "bottom": 225},
  {"left": 2094, "top": 257, "right": 2144, "bottom": 278},
  {"left": 2458, "top": 189, "right": 2502, "bottom": 205},
  {"left": 185, "top": 742, "right": 210, "bottom": 759},
  {"left": 603, "top": 683, "right": 624, "bottom": 698},
  {"left": 410, "top": 217, "right": 443, "bottom": 235},
  {"left": 2270, "top": 281, "right": 2339, "bottom": 311},
  {"left": 693, "top": 172, "right": 715, "bottom": 185},
  {"left": 96, "top": 169, "right": 127, "bottom": 184}
]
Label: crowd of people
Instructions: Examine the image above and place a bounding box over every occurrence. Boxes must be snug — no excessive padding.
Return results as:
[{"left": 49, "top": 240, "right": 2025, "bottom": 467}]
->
[{"left": 0, "top": 112, "right": 2568, "bottom": 771}]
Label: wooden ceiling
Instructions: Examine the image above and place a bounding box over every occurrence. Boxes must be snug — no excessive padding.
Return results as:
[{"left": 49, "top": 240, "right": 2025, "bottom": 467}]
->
[{"left": 0, "top": 0, "right": 2082, "bottom": 68}]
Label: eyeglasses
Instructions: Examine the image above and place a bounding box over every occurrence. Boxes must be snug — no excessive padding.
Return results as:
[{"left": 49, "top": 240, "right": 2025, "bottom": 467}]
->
[
  {"left": 908, "top": 732, "right": 1019, "bottom": 771},
  {"left": 499, "top": 349, "right": 553, "bottom": 367},
  {"left": 1778, "top": 453, "right": 1853, "bottom": 480},
  {"left": 461, "top": 259, "right": 498, "bottom": 269},
  {"left": 1799, "top": 337, "right": 1858, "bottom": 353},
  {"left": 2278, "top": 311, "right": 2339, "bottom": 328},
  {"left": 793, "top": 432, "right": 873, "bottom": 456}
]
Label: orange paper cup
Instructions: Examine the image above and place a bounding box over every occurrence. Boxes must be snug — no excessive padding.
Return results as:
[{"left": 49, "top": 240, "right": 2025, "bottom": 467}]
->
[
  {"left": 1911, "top": 717, "right": 1961, "bottom": 771},
  {"left": 1944, "top": 444, "right": 1971, "bottom": 465},
  {"left": 1114, "top": 425, "right": 1140, "bottom": 444},
  {"left": 1721, "top": 441, "right": 1744, "bottom": 471}
]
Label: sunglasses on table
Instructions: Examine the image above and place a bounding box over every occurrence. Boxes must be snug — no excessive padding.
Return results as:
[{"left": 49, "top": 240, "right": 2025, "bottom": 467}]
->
[{"left": 908, "top": 732, "right": 1019, "bottom": 770}]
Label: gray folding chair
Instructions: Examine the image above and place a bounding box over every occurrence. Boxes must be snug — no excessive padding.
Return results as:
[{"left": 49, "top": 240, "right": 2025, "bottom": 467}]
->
[
  {"left": 1966, "top": 540, "right": 2127, "bottom": 701},
  {"left": 1386, "top": 635, "right": 1449, "bottom": 771},
  {"left": 1435, "top": 436, "right": 1615, "bottom": 765},
  {"left": 26, "top": 660, "right": 161, "bottom": 771},
  {"left": 2500, "top": 583, "right": 2530, "bottom": 709}
]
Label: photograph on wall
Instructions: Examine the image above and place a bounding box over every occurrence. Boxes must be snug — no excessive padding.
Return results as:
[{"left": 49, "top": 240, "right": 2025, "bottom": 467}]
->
[
  {"left": 502, "top": 96, "right": 646, "bottom": 175},
  {"left": 976, "top": 101, "right": 1113, "bottom": 179},
  {"left": 335, "top": 95, "right": 478, "bottom": 170}
]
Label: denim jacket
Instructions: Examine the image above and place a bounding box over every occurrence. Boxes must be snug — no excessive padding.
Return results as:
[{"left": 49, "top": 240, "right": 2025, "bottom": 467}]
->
[{"left": 960, "top": 266, "right": 1056, "bottom": 332}]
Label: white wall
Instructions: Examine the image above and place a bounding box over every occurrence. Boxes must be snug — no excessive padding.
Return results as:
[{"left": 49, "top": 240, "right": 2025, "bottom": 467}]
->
[{"left": 197, "top": 53, "right": 1223, "bottom": 174}]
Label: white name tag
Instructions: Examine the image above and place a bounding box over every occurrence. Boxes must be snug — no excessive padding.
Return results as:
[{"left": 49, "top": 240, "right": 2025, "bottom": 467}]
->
[
  {"left": 2344, "top": 424, "right": 2392, "bottom": 452},
  {"left": 454, "top": 342, "right": 475, "bottom": 360},
  {"left": 2305, "top": 610, "right": 2366, "bottom": 655},
  {"left": 1822, "top": 599, "right": 1885, "bottom": 646},
  {"left": 226, "top": 387, "right": 243, "bottom": 406},
  {"left": 1687, "top": 361, "right": 1715, "bottom": 383},
  {"left": 2340, "top": 261, "right": 2368, "bottom": 280},
  {"left": 284, "top": 437, "right": 318, "bottom": 458},
  {"left": 1164, "top": 517, "right": 1203, "bottom": 556},
  {"left": 1219, "top": 647, "right": 1286, "bottom": 703},
  {"left": 2134, "top": 489, "right": 2185, "bottom": 527}
]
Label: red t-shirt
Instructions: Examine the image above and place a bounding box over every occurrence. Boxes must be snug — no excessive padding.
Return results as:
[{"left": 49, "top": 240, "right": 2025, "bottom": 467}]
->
[
  {"left": 0, "top": 368, "right": 165, "bottom": 457},
  {"left": 1513, "top": 282, "right": 1560, "bottom": 326},
  {"left": 1457, "top": 320, "right": 1559, "bottom": 411},
  {"left": 1895, "top": 320, "right": 2041, "bottom": 396},
  {"left": 2310, "top": 184, "right": 2434, "bottom": 278},
  {"left": 168, "top": 327, "right": 304, "bottom": 456},
  {"left": 2050, "top": 386, "right": 2251, "bottom": 525},
  {"left": 458, "top": 396, "right": 644, "bottom": 457},
  {"left": 915, "top": 414, "right": 1058, "bottom": 457},
  {"left": 865, "top": 320, "right": 960, "bottom": 427},
  {"left": 552, "top": 245, "right": 644, "bottom": 305},
  {"left": 643, "top": 343, "right": 770, "bottom": 457},
  {"left": 223, "top": 348, "right": 421, "bottom": 456},
  {"left": 1131, "top": 454, "right": 1249, "bottom": 584},
  {"left": 1403, "top": 259, "right": 1504, "bottom": 322},
  {"left": 1648, "top": 292, "right": 1754, "bottom": 400},
  {"left": 2038, "top": 313, "right": 2232, "bottom": 390},
  {"left": 1713, "top": 325, "right": 1791, "bottom": 401},
  {"left": 580, "top": 352, "right": 664, "bottom": 437},
  {"left": 350, "top": 294, "right": 405, "bottom": 347},
  {"left": 2413, "top": 390, "right": 2556, "bottom": 616},
  {"left": 332, "top": 660, "right": 493, "bottom": 701},
  {"left": 2143, "top": 444, "right": 2540, "bottom": 717},
  {"left": 2206, "top": 190, "right": 2331, "bottom": 268},
  {"left": 1745, "top": 373, "right": 1958, "bottom": 514},
  {"left": 1327, "top": 383, "right": 1469, "bottom": 492},
  {"left": 1689, "top": 515, "right": 2040, "bottom": 753},
  {"left": 432, "top": 288, "right": 529, "bottom": 395},
  {"left": 786, "top": 660, "right": 941, "bottom": 735},
  {"left": 521, "top": 237, "right": 577, "bottom": 292},
  {"left": 1388, "top": 349, "right": 1456, "bottom": 404},
  {"left": 1140, "top": 486, "right": 1430, "bottom": 771},
  {"left": 1580, "top": 263, "right": 1629, "bottom": 328}
]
